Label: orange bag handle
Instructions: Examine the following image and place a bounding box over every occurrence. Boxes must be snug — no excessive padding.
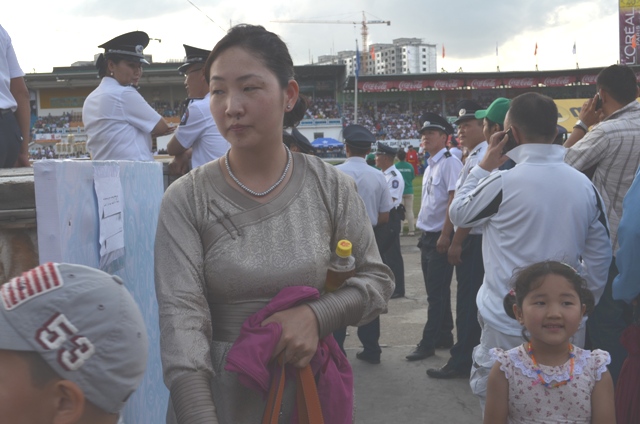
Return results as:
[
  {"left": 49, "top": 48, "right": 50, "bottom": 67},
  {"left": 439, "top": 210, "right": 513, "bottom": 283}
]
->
[{"left": 262, "top": 353, "right": 324, "bottom": 424}]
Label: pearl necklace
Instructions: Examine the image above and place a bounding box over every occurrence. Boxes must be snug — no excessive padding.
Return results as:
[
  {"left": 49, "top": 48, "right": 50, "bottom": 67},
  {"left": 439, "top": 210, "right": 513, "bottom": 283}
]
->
[
  {"left": 527, "top": 342, "right": 575, "bottom": 389},
  {"left": 225, "top": 146, "right": 292, "bottom": 197}
]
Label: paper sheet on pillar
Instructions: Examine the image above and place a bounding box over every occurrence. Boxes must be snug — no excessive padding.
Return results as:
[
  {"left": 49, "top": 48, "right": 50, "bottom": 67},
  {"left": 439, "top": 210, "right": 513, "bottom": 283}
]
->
[
  {"left": 94, "top": 163, "right": 125, "bottom": 268},
  {"left": 34, "top": 160, "right": 168, "bottom": 424}
]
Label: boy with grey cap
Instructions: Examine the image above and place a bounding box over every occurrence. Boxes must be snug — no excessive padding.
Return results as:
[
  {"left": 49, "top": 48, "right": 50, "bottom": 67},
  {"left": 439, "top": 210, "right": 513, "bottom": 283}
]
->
[{"left": 0, "top": 262, "right": 148, "bottom": 424}]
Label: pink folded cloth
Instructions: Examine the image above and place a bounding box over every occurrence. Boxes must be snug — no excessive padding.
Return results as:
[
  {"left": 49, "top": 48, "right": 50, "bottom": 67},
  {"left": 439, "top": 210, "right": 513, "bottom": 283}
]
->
[{"left": 225, "top": 286, "right": 353, "bottom": 424}]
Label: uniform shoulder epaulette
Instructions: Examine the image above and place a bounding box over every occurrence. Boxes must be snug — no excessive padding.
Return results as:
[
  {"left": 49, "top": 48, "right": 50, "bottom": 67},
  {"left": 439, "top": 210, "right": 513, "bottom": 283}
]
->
[
  {"left": 391, "top": 170, "right": 397, "bottom": 176},
  {"left": 444, "top": 151, "right": 452, "bottom": 158},
  {"left": 469, "top": 150, "right": 479, "bottom": 157}
]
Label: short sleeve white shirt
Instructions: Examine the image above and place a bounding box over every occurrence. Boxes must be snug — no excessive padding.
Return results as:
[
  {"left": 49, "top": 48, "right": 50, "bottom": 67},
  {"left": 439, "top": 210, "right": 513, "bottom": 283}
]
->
[
  {"left": 417, "top": 148, "right": 463, "bottom": 232},
  {"left": 449, "top": 146, "right": 463, "bottom": 161},
  {"left": 175, "top": 93, "right": 230, "bottom": 168},
  {"left": 383, "top": 164, "right": 405, "bottom": 208},
  {"left": 0, "top": 24, "right": 24, "bottom": 110},
  {"left": 455, "top": 141, "right": 487, "bottom": 235},
  {"left": 83, "top": 77, "right": 162, "bottom": 161},
  {"left": 336, "top": 157, "right": 393, "bottom": 226}
]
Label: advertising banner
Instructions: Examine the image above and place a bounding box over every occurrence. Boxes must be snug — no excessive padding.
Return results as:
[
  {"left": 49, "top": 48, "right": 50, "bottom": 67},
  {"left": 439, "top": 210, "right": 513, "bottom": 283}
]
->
[
  {"left": 620, "top": 0, "right": 640, "bottom": 65},
  {"left": 554, "top": 99, "right": 589, "bottom": 132},
  {"left": 504, "top": 77, "right": 538, "bottom": 88},
  {"left": 469, "top": 78, "right": 501, "bottom": 89}
]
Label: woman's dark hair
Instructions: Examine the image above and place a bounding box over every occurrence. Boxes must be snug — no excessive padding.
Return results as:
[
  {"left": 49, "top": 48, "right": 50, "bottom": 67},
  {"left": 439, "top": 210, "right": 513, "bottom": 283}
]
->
[
  {"left": 503, "top": 261, "right": 596, "bottom": 340},
  {"left": 204, "top": 24, "right": 306, "bottom": 126},
  {"left": 96, "top": 54, "right": 127, "bottom": 78}
]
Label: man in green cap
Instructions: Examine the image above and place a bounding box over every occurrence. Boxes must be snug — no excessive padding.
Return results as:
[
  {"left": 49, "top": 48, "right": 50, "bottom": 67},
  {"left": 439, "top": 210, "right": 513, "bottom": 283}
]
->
[{"left": 477, "top": 97, "right": 513, "bottom": 170}]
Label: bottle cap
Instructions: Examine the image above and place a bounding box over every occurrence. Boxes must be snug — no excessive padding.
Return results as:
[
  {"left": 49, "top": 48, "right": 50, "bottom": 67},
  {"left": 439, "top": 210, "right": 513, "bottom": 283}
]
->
[{"left": 336, "top": 240, "right": 352, "bottom": 258}]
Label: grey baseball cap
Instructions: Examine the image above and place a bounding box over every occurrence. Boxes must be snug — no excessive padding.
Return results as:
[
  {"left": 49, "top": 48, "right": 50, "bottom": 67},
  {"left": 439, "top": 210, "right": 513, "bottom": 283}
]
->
[{"left": 0, "top": 263, "right": 148, "bottom": 414}]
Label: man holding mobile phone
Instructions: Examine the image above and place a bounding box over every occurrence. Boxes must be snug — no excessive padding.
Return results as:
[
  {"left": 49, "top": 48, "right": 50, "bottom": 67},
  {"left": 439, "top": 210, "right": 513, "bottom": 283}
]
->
[
  {"left": 564, "top": 64, "right": 640, "bottom": 385},
  {"left": 449, "top": 92, "right": 611, "bottom": 412}
]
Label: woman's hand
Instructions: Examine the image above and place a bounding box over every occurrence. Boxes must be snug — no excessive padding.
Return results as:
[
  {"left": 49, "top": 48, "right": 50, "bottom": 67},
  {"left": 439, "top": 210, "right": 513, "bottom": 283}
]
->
[{"left": 261, "top": 304, "right": 319, "bottom": 368}]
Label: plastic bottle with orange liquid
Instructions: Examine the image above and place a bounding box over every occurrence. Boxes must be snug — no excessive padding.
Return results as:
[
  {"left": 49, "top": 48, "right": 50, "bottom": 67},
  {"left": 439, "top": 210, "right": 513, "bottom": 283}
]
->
[{"left": 324, "top": 239, "right": 356, "bottom": 293}]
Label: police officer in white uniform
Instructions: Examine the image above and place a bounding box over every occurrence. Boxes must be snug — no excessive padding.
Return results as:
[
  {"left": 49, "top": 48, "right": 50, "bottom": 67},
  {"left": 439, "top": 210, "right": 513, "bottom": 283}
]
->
[
  {"left": 283, "top": 127, "right": 316, "bottom": 155},
  {"left": 0, "top": 24, "right": 30, "bottom": 168},
  {"left": 168, "top": 45, "right": 230, "bottom": 174},
  {"left": 83, "top": 31, "right": 174, "bottom": 161},
  {"left": 407, "top": 113, "right": 463, "bottom": 362},
  {"left": 375, "top": 142, "right": 406, "bottom": 299},
  {"left": 427, "top": 100, "right": 489, "bottom": 379},
  {"left": 334, "top": 124, "right": 394, "bottom": 364}
]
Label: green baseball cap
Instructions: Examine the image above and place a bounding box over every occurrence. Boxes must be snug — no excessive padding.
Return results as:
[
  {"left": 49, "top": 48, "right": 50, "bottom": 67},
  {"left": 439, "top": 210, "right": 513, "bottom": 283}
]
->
[{"left": 475, "top": 97, "right": 510, "bottom": 126}]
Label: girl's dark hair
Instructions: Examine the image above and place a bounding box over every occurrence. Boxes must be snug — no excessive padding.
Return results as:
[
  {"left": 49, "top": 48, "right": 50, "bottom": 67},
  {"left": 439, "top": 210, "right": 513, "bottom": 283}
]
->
[
  {"left": 503, "top": 261, "right": 596, "bottom": 339},
  {"left": 204, "top": 24, "right": 307, "bottom": 127}
]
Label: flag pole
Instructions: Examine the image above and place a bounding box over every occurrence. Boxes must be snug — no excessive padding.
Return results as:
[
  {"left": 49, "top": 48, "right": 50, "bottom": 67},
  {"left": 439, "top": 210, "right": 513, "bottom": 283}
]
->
[
  {"left": 496, "top": 42, "right": 500, "bottom": 72},
  {"left": 573, "top": 41, "right": 579, "bottom": 69},
  {"left": 354, "top": 39, "right": 359, "bottom": 125}
]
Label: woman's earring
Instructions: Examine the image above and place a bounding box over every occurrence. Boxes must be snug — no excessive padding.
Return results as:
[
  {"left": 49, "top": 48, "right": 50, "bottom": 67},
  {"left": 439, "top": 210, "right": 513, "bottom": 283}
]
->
[{"left": 110, "top": 72, "right": 114, "bottom": 76}]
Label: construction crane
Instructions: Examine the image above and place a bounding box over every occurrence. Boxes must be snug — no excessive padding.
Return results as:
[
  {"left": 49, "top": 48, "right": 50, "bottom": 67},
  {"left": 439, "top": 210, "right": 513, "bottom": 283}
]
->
[{"left": 271, "top": 11, "right": 390, "bottom": 74}]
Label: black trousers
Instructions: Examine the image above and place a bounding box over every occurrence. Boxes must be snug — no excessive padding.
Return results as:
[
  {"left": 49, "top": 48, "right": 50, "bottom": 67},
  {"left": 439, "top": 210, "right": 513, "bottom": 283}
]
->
[
  {"left": 418, "top": 231, "right": 454, "bottom": 349},
  {"left": 333, "top": 214, "right": 402, "bottom": 356},
  {"left": 448, "top": 234, "right": 484, "bottom": 371},
  {"left": 384, "top": 208, "right": 405, "bottom": 296},
  {"left": 586, "top": 258, "right": 630, "bottom": 385},
  {"left": 0, "top": 110, "right": 21, "bottom": 168}
]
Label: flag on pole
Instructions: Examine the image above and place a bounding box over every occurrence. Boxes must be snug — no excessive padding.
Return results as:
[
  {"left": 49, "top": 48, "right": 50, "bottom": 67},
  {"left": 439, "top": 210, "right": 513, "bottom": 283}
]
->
[
  {"left": 534, "top": 42, "right": 538, "bottom": 56},
  {"left": 442, "top": 45, "right": 445, "bottom": 59},
  {"left": 355, "top": 40, "right": 360, "bottom": 77},
  {"left": 572, "top": 42, "right": 576, "bottom": 55}
]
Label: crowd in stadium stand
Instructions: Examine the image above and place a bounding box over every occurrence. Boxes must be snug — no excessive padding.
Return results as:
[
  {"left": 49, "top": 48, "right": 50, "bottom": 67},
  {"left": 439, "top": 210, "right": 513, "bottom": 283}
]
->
[
  {"left": 150, "top": 100, "right": 183, "bottom": 118},
  {"left": 32, "top": 112, "right": 73, "bottom": 134},
  {"left": 29, "top": 86, "right": 598, "bottom": 144}
]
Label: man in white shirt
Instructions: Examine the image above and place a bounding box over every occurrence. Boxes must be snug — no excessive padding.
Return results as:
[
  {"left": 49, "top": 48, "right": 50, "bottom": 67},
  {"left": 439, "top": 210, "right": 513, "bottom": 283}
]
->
[
  {"left": 168, "top": 45, "right": 229, "bottom": 174},
  {"left": 406, "top": 113, "right": 463, "bottom": 362},
  {"left": 375, "top": 142, "right": 405, "bottom": 299},
  {"left": 0, "top": 24, "right": 30, "bottom": 168},
  {"left": 449, "top": 92, "right": 611, "bottom": 411}
]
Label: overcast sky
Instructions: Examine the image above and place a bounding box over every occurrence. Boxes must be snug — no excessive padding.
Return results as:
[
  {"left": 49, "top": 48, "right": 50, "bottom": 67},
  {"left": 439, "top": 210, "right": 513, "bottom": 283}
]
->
[{"left": 4, "top": 0, "right": 620, "bottom": 74}]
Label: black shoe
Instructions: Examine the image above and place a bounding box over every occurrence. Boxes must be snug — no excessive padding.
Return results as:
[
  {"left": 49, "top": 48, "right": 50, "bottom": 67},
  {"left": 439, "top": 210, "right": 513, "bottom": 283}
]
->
[
  {"left": 405, "top": 344, "right": 435, "bottom": 361},
  {"left": 426, "top": 363, "right": 470, "bottom": 379},
  {"left": 390, "top": 292, "right": 404, "bottom": 299},
  {"left": 356, "top": 350, "right": 381, "bottom": 364},
  {"left": 435, "top": 339, "right": 454, "bottom": 349}
]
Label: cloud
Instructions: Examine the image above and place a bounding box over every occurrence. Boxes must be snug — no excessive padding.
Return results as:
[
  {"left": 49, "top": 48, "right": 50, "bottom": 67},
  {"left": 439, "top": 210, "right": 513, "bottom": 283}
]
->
[
  {"left": 263, "top": 0, "right": 616, "bottom": 61},
  {"left": 72, "top": 0, "right": 187, "bottom": 19}
]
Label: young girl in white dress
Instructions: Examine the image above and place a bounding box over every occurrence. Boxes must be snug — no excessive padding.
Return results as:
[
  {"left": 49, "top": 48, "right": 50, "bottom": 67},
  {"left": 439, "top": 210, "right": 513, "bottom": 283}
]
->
[{"left": 483, "top": 261, "right": 615, "bottom": 423}]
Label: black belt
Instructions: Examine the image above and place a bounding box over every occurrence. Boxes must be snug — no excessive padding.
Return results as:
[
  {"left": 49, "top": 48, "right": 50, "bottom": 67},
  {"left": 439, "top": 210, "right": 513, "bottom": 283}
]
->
[
  {"left": 422, "top": 231, "right": 441, "bottom": 236},
  {"left": 0, "top": 108, "right": 13, "bottom": 116}
]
